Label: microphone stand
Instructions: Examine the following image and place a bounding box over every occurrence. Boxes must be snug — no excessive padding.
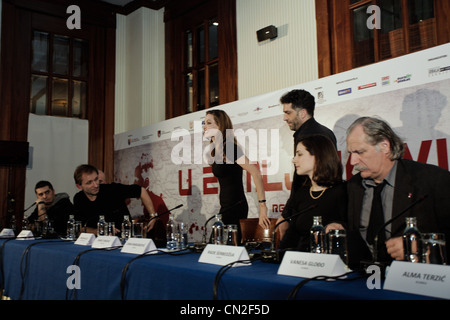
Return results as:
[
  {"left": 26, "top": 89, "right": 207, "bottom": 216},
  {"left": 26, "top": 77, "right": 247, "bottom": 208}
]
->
[{"left": 261, "top": 204, "right": 317, "bottom": 264}]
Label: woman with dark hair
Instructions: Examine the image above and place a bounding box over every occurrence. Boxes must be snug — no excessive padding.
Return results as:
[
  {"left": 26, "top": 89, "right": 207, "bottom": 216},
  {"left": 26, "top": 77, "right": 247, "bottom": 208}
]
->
[
  {"left": 279, "top": 134, "right": 347, "bottom": 251},
  {"left": 204, "top": 110, "right": 269, "bottom": 240}
]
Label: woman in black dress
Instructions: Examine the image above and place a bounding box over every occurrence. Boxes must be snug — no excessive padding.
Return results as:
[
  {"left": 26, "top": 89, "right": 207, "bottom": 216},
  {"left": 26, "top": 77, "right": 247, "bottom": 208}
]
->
[
  {"left": 204, "top": 110, "right": 269, "bottom": 241},
  {"left": 279, "top": 134, "right": 347, "bottom": 251}
]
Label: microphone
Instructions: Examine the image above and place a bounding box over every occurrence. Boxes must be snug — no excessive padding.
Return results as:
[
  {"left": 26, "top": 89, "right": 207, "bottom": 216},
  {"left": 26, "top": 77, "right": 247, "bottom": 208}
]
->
[
  {"left": 23, "top": 200, "right": 44, "bottom": 213},
  {"left": 144, "top": 204, "right": 183, "bottom": 235},
  {"left": 261, "top": 204, "right": 318, "bottom": 263},
  {"left": 372, "top": 194, "right": 428, "bottom": 264},
  {"left": 148, "top": 204, "right": 183, "bottom": 222}
]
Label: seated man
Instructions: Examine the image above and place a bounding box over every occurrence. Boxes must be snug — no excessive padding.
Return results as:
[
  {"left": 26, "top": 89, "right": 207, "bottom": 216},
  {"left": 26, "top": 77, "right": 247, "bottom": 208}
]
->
[
  {"left": 73, "top": 164, "right": 158, "bottom": 234},
  {"left": 28, "top": 180, "right": 75, "bottom": 237},
  {"left": 329, "top": 116, "right": 450, "bottom": 267}
]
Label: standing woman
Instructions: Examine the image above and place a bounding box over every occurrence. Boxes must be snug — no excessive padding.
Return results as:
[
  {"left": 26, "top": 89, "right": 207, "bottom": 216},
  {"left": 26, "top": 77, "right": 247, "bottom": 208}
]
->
[
  {"left": 279, "top": 134, "right": 347, "bottom": 251},
  {"left": 204, "top": 110, "right": 270, "bottom": 241}
]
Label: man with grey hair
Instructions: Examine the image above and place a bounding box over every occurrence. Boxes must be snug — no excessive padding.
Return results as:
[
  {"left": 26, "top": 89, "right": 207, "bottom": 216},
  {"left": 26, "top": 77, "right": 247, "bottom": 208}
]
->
[{"left": 329, "top": 116, "right": 450, "bottom": 267}]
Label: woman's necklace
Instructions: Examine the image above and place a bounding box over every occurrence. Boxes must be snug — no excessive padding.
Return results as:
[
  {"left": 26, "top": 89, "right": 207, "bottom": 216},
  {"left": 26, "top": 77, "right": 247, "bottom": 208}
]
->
[{"left": 309, "top": 186, "right": 328, "bottom": 200}]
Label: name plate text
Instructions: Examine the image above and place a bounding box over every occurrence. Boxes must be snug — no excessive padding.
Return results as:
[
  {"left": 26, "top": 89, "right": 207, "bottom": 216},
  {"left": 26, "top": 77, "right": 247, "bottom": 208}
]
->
[
  {"left": 0, "top": 228, "right": 15, "bottom": 238},
  {"left": 278, "top": 251, "right": 348, "bottom": 278},
  {"left": 17, "top": 230, "right": 34, "bottom": 240},
  {"left": 121, "top": 238, "right": 157, "bottom": 255},
  {"left": 384, "top": 261, "right": 450, "bottom": 300},
  {"left": 199, "top": 244, "right": 251, "bottom": 267},
  {"left": 91, "top": 235, "right": 121, "bottom": 248},
  {"left": 74, "top": 233, "right": 96, "bottom": 246}
]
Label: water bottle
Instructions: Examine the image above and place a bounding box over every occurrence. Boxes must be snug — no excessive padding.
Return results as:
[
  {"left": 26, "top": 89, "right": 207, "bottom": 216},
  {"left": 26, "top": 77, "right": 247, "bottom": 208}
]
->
[
  {"left": 211, "top": 214, "right": 225, "bottom": 245},
  {"left": 97, "top": 215, "right": 106, "bottom": 236},
  {"left": 66, "top": 215, "right": 76, "bottom": 240},
  {"left": 10, "top": 215, "right": 16, "bottom": 233},
  {"left": 22, "top": 216, "right": 30, "bottom": 230},
  {"left": 43, "top": 217, "right": 56, "bottom": 238},
  {"left": 121, "top": 215, "right": 131, "bottom": 240},
  {"left": 166, "top": 216, "right": 177, "bottom": 250},
  {"left": 310, "top": 216, "right": 326, "bottom": 253},
  {"left": 403, "top": 217, "right": 422, "bottom": 263}
]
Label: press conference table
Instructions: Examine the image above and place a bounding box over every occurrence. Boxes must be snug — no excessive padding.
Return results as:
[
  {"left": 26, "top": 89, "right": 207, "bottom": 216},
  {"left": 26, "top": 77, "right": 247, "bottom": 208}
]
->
[{"left": 0, "top": 238, "right": 436, "bottom": 301}]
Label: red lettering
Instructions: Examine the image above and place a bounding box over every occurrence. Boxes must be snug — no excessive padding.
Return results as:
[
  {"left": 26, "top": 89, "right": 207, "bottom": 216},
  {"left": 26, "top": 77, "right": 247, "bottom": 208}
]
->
[
  {"left": 284, "top": 173, "right": 292, "bottom": 190},
  {"left": 437, "top": 138, "right": 449, "bottom": 170},
  {"left": 178, "top": 169, "right": 192, "bottom": 196},
  {"left": 272, "top": 204, "right": 285, "bottom": 213},
  {"left": 403, "top": 141, "right": 432, "bottom": 163},
  {"left": 203, "top": 166, "right": 218, "bottom": 195}
]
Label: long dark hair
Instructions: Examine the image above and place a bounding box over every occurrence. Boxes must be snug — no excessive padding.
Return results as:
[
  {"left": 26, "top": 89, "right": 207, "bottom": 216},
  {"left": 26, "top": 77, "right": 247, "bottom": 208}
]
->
[
  {"left": 206, "top": 109, "right": 237, "bottom": 162},
  {"left": 295, "top": 134, "right": 343, "bottom": 187}
]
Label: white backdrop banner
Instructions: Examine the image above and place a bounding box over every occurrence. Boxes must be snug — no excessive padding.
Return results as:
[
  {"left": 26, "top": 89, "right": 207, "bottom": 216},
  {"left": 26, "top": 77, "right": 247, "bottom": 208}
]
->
[
  {"left": 114, "top": 43, "right": 450, "bottom": 243},
  {"left": 25, "top": 114, "right": 89, "bottom": 212}
]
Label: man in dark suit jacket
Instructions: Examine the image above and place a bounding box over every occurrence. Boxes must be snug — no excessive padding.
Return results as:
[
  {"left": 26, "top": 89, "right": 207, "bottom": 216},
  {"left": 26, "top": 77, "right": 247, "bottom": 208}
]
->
[
  {"left": 273, "top": 89, "right": 337, "bottom": 237},
  {"left": 339, "top": 117, "right": 450, "bottom": 267}
]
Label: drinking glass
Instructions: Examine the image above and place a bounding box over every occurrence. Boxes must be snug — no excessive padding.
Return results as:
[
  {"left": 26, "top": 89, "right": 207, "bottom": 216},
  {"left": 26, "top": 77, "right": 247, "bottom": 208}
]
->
[
  {"left": 132, "top": 222, "right": 144, "bottom": 238},
  {"left": 178, "top": 222, "right": 188, "bottom": 249},
  {"left": 327, "top": 229, "right": 348, "bottom": 265},
  {"left": 74, "top": 221, "right": 82, "bottom": 238},
  {"left": 422, "top": 233, "right": 447, "bottom": 265}
]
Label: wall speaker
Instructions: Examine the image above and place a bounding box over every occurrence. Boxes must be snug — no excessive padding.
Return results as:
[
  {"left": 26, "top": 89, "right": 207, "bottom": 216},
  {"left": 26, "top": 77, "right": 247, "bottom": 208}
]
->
[
  {"left": 256, "top": 25, "right": 278, "bottom": 42},
  {"left": 0, "top": 141, "right": 29, "bottom": 166}
]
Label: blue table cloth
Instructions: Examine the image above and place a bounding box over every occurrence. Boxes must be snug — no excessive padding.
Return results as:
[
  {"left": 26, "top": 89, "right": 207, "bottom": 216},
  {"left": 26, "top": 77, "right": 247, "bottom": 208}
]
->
[{"left": 0, "top": 238, "right": 436, "bottom": 300}]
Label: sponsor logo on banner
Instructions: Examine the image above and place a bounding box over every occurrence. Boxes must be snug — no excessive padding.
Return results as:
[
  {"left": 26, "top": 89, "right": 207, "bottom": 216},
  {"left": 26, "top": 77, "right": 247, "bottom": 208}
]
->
[
  {"left": 338, "top": 88, "right": 352, "bottom": 96},
  {"left": 382, "top": 76, "right": 390, "bottom": 86},
  {"left": 316, "top": 90, "right": 326, "bottom": 104},
  {"left": 395, "top": 74, "right": 412, "bottom": 84},
  {"left": 358, "top": 82, "right": 377, "bottom": 90},
  {"left": 429, "top": 66, "right": 450, "bottom": 77},
  {"left": 128, "top": 136, "right": 140, "bottom": 146}
]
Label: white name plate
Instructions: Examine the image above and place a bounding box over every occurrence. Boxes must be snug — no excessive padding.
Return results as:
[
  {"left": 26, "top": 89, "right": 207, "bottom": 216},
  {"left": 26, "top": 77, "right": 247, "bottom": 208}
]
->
[
  {"left": 17, "top": 230, "right": 34, "bottom": 240},
  {"left": 278, "top": 251, "right": 347, "bottom": 278},
  {"left": 384, "top": 261, "right": 450, "bottom": 300},
  {"left": 0, "top": 228, "right": 15, "bottom": 238},
  {"left": 74, "top": 233, "right": 96, "bottom": 246},
  {"left": 91, "top": 236, "right": 121, "bottom": 248},
  {"left": 199, "top": 244, "right": 251, "bottom": 267},
  {"left": 121, "top": 238, "right": 157, "bottom": 255}
]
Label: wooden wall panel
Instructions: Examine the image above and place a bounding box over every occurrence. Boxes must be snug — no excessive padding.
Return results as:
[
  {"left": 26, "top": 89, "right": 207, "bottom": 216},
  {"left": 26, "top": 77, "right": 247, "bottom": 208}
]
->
[{"left": 0, "top": 0, "right": 116, "bottom": 227}]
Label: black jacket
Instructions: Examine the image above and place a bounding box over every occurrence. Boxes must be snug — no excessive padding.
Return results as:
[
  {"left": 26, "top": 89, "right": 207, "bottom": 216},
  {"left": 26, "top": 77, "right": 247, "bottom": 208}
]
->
[{"left": 347, "top": 159, "right": 450, "bottom": 266}]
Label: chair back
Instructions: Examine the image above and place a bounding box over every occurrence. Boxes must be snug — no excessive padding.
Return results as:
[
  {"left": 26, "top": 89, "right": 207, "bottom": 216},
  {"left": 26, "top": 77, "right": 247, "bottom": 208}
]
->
[{"left": 239, "top": 218, "right": 280, "bottom": 248}]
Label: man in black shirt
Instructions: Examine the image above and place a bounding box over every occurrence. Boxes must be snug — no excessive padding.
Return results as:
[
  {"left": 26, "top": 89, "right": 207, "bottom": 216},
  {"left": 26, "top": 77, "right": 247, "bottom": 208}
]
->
[
  {"left": 277, "top": 89, "right": 337, "bottom": 238},
  {"left": 73, "top": 164, "right": 157, "bottom": 235}
]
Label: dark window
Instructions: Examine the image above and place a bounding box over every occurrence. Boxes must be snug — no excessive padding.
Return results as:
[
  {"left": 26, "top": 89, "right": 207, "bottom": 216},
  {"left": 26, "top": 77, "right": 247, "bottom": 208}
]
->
[
  {"left": 351, "top": 0, "right": 436, "bottom": 68},
  {"left": 30, "top": 31, "right": 88, "bottom": 118},
  {"left": 184, "top": 18, "right": 219, "bottom": 113}
]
